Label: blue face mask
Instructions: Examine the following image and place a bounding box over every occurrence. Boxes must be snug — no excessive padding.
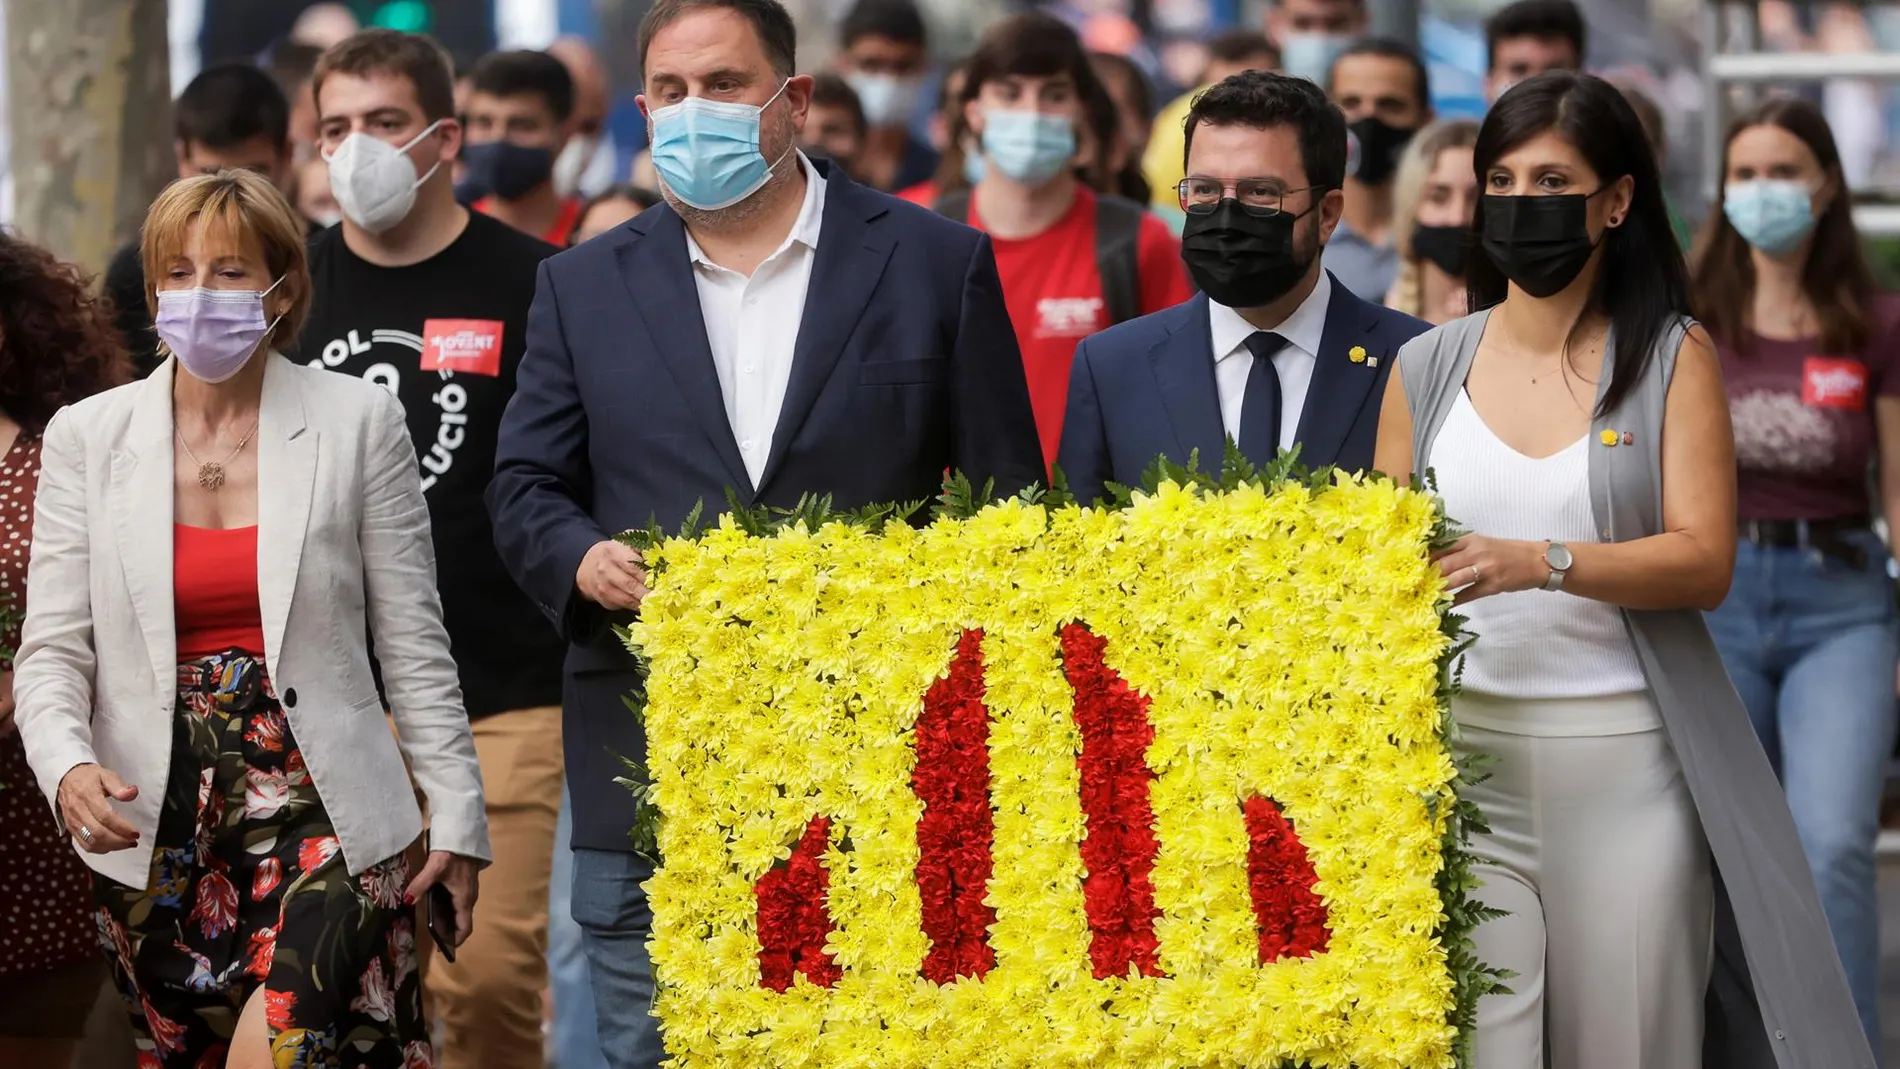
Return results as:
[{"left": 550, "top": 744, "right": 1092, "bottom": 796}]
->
[
  {"left": 649, "top": 80, "right": 792, "bottom": 211},
  {"left": 962, "top": 142, "right": 987, "bottom": 185},
  {"left": 846, "top": 72, "right": 922, "bottom": 128},
  {"left": 1280, "top": 33, "right": 1353, "bottom": 84},
  {"left": 1723, "top": 179, "right": 1818, "bottom": 255},
  {"left": 980, "top": 110, "right": 1075, "bottom": 185}
]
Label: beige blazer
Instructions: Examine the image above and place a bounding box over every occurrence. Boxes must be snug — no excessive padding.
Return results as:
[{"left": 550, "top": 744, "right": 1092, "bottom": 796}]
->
[{"left": 15, "top": 354, "right": 489, "bottom": 889}]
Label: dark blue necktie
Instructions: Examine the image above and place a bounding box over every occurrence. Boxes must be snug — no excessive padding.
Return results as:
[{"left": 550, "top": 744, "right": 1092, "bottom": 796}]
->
[{"left": 1238, "top": 331, "right": 1287, "bottom": 467}]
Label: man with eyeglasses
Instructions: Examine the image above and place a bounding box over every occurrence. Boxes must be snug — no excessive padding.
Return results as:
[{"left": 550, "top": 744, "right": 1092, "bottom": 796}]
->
[{"left": 1057, "top": 70, "right": 1428, "bottom": 505}]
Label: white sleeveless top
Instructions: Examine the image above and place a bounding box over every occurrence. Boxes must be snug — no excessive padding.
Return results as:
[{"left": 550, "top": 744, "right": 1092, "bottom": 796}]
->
[{"left": 1431, "top": 390, "right": 1651, "bottom": 716}]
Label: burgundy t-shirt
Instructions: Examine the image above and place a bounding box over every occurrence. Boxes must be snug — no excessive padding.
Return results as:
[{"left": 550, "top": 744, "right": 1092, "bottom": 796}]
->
[{"left": 1719, "top": 293, "right": 1900, "bottom": 520}]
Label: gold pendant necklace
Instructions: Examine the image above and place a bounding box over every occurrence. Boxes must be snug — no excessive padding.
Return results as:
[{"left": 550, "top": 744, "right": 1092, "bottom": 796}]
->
[{"left": 176, "top": 420, "right": 259, "bottom": 492}]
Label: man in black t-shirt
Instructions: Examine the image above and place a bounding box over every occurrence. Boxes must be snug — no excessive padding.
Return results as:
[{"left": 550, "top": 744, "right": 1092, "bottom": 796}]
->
[
  {"left": 104, "top": 63, "right": 309, "bottom": 378},
  {"left": 293, "top": 30, "right": 567, "bottom": 1069}
]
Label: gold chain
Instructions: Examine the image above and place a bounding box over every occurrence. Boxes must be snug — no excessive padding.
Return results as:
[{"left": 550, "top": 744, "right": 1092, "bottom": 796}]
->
[{"left": 176, "top": 419, "right": 259, "bottom": 492}]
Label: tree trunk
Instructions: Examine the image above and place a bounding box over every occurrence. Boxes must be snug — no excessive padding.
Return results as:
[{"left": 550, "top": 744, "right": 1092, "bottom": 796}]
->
[{"left": 5, "top": 0, "right": 171, "bottom": 274}]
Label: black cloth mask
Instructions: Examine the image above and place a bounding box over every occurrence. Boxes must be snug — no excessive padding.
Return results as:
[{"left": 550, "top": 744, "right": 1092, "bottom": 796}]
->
[
  {"left": 1348, "top": 117, "right": 1415, "bottom": 186},
  {"left": 1411, "top": 223, "right": 1469, "bottom": 278},
  {"left": 1479, "top": 193, "right": 1601, "bottom": 298},
  {"left": 1180, "top": 199, "right": 1314, "bottom": 309},
  {"left": 459, "top": 141, "right": 556, "bottom": 202}
]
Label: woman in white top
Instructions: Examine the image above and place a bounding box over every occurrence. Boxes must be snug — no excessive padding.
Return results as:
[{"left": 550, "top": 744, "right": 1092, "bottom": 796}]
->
[
  {"left": 1373, "top": 72, "right": 1736, "bottom": 1067},
  {"left": 15, "top": 170, "right": 488, "bottom": 1067}
]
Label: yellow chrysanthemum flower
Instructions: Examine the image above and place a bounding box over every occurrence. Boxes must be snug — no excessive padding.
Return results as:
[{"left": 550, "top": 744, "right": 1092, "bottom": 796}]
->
[{"left": 632, "top": 482, "right": 1460, "bottom": 1069}]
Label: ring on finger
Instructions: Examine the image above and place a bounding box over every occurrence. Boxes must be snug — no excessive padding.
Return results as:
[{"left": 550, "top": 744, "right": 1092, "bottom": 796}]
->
[
  {"left": 1468, "top": 565, "right": 1482, "bottom": 584},
  {"left": 78, "top": 825, "right": 93, "bottom": 844}
]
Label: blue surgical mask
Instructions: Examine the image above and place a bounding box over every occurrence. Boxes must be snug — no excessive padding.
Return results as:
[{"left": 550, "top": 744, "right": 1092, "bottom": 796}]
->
[
  {"left": 1281, "top": 33, "right": 1353, "bottom": 84},
  {"left": 649, "top": 80, "right": 792, "bottom": 211},
  {"left": 963, "top": 146, "right": 987, "bottom": 185},
  {"left": 847, "top": 72, "right": 922, "bottom": 128},
  {"left": 980, "top": 109, "right": 1075, "bottom": 185},
  {"left": 1723, "top": 179, "right": 1818, "bottom": 255}
]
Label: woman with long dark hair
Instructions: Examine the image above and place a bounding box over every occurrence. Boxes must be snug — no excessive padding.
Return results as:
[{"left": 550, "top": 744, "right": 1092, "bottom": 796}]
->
[
  {"left": 1086, "top": 50, "right": 1153, "bottom": 205},
  {"left": 0, "top": 232, "right": 131, "bottom": 1069},
  {"left": 1375, "top": 71, "right": 1869, "bottom": 1067},
  {"left": 1692, "top": 97, "right": 1897, "bottom": 1050}
]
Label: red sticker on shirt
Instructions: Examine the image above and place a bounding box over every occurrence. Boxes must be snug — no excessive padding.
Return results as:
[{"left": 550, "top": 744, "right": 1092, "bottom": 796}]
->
[
  {"left": 1802, "top": 356, "right": 1868, "bottom": 411},
  {"left": 420, "top": 319, "right": 504, "bottom": 376}
]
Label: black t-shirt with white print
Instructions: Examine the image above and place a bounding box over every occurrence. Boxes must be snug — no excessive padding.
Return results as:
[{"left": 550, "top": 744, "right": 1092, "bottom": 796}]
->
[{"left": 294, "top": 211, "right": 564, "bottom": 720}]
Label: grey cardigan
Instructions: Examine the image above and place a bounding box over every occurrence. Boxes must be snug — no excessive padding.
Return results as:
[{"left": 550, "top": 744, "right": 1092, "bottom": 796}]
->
[{"left": 1401, "top": 309, "right": 1874, "bottom": 1069}]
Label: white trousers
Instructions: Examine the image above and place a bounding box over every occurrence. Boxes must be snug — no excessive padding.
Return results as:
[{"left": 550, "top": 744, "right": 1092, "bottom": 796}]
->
[{"left": 1457, "top": 694, "right": 1714, "bottom": 1069}]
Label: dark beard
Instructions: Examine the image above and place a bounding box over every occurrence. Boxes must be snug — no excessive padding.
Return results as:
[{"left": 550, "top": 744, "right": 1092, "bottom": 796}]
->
[{"left": 664, "top": 111, "right": 800, "bottom": 234}]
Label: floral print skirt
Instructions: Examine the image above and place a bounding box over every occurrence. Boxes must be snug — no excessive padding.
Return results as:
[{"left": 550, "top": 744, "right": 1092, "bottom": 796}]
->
[{"left": 93, "top": 651, "right": 430, "bottom": 1068}]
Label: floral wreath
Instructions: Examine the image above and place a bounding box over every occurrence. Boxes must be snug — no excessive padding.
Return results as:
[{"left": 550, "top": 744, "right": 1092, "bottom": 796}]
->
[{"left": 618, "top": 446, "right": 1505, "bottom": 1069}]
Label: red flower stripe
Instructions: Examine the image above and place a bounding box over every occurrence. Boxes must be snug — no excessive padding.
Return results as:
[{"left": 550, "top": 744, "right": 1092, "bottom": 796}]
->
[
  {"left": 1242, "top": 796, "right": 1331, "bottom": 962},
  {"left": 911, "top": 629, "right": 998, "bottom": 984},
  {"left": 1061, "top": 623, "right": 1165, "bottom": 980},
  {"left": 755, "top": 815, "right": 843, "bottom": 991}
]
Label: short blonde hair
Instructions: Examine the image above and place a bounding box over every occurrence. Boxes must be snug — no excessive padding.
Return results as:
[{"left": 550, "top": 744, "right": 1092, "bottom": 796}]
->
[
  {"left": 140, "top": 169, "right": 311, "bottom": 353},
  {"left": 1388, "top": 119, "right": 1480, "bottom": 317}
]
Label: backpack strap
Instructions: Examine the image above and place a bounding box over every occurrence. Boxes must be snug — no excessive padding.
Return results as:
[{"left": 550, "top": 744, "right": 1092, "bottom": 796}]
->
[
  {"left": 1093, "top": 194, "right": 1145, "bottom": 326},
  {"left": 934, "top": 189, "right": 973, "bottom": 225}
]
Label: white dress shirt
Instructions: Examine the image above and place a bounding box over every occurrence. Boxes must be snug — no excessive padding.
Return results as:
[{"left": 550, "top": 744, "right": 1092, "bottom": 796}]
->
[
  {"left": 686, "top": 153, "right": 827, "bottom": 487},
  {"left": 1208, "top": 270, "right": 1333, "bottom": 452}
]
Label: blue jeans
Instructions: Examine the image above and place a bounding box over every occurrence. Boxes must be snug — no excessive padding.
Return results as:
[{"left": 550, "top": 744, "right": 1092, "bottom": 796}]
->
[
  {"left": 1706, "top": 528, "right": 1897, "bottom": 1053},
  {"left": 549, "top": 792, "right": 609, "bottom": 1069},
  {"left": 570, "top": 847, "right": 664, "bottom": 1069}
]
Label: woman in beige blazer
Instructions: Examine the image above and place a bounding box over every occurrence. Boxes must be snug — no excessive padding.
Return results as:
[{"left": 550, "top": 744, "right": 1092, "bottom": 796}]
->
[{"left": 15, "top": 170, "right": 489, "bottom": 1068}]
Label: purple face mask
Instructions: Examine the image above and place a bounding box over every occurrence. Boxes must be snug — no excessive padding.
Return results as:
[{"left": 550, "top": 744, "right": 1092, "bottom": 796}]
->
[{"left": 154, "top": 277, "right": 284, "bottom": 384}]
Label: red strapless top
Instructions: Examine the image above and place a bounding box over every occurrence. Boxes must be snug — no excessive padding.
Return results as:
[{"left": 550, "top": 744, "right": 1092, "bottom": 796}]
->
[{"left": 174, "top": 523, "right": 265, "bottom": 659}]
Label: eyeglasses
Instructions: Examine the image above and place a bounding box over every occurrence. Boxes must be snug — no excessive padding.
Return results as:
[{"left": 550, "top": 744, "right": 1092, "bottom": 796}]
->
[{"left": 1176, "top": 177, "right": 1324, "bottom": 216}]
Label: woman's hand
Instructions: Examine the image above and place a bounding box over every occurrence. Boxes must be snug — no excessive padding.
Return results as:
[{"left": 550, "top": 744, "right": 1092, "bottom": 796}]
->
[
  {"left": 1433, "top": 534, "right": 1550, "bottom": 605},
  {"left": 404, "top": 850, "right": 481, "bottom": 946},
  {"left": 56, "top": 763, "right": 141, "bottom": 852}
]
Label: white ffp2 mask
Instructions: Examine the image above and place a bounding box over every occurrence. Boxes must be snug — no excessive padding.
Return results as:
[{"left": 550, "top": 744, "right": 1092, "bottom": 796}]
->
[{"left": 324, "top": 121, "right": 444, "bottom": 234}]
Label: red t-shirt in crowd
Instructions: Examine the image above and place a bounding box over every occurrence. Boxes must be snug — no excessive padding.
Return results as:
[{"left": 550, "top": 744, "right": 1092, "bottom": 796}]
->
[
  {"left": 896, "top": 180, "right": 938, "bottom": 207},
  {"left": 1718, "top": 292, "right": 1900, "bottom": 520},
  {"left": 475, "top": 195, "right": 584, "bottom": 247},
  {"left": 969, "top": 185, "right": 1193, "bottom": 466}
]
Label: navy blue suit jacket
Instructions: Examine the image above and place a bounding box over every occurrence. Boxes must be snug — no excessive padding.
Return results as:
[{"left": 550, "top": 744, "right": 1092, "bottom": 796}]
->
[
  {"left": 1056, "top": 276, "right": 1428, "bottom": 505},
  {"left": 488, "top": 163, "right": 1043, "bottom": 850}
]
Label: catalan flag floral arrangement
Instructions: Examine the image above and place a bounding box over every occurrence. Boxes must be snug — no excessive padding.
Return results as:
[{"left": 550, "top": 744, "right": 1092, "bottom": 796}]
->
[{"left": 617, "top": 448, "right": 1505, "bottom": 1069}]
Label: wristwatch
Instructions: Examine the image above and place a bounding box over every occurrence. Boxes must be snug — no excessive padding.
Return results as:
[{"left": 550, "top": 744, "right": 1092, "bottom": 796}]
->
[{"left": 1542, "top": 541, "right": 1574, "bottom": 591}]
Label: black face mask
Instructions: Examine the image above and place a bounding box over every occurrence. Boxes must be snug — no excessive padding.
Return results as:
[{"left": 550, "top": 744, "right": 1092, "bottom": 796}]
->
[
  {"left": 1180, "top": 198, "right": 1315, "bottom": 309},
  {"left": 459, "top": 141, "right": 556, "bottom": 201},
  {"left": 1412, "top": 223, "right": 1469, "bottom": 277},
  {"left": 1348, "top": 117, "right": 1415, "bottom": 186},
  {"left": 1479, "top": 193, "right": 1601, "bottom": 298}
]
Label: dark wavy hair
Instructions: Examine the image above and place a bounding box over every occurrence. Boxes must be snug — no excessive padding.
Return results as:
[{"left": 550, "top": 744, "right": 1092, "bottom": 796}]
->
[
  {"left": 0, "top": 232, "right": 131, "bottom": 433},
  {"left": 1691, "top": 97, "right": 1873, "bottom": 357},
  {"left": 1469, "top": 70, "right": 1689, "bottom": 417}
]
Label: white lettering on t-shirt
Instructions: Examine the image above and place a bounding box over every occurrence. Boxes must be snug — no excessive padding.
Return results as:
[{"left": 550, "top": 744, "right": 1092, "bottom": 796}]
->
[
  {"left": 319, "top": 330, "right": 373, "bottom": 366},
  {"left": 1035, "top": 297, "right": 1104, "bottom": 340},
  {"left": 308, "top": 331, "right": 473, "bottom": 494}
]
